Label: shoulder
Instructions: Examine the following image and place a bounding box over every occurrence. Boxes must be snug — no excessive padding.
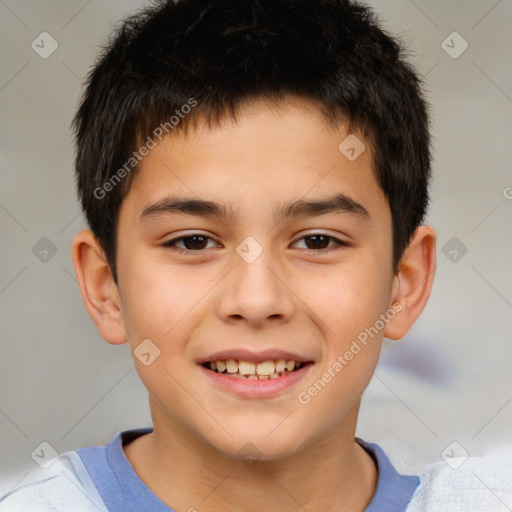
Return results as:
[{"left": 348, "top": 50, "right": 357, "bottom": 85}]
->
[
  {"left": 0, "top": 451, "right": 108, "bottom": 512},
  {"left": 407, "top": 445, "right": 512, "bottom": 511}
]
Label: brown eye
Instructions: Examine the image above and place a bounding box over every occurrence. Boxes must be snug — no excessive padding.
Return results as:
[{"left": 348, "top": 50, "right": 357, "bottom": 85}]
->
[
  {"left": 292, "top": 234, "right": 348, "bottom": 252},
  {"left": 162, "top": 234, "right": 217, "bottom": 252},
  {"left": 304, "top": 235, "right": 330, "bottom": 250}
]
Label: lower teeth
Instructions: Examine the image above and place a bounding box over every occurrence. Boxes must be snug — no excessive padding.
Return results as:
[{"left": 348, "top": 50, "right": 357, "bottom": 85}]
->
[{"left": 213, "top": 369, "right": 293, "bottom": 379}]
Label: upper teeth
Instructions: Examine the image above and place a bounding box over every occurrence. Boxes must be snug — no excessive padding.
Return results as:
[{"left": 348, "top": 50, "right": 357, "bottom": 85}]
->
[{"left": 210, "top": 359, "right": 299, "bottom": 376}]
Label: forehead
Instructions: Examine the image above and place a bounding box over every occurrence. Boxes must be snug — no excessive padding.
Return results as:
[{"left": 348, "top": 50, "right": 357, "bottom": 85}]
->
[{"left": 122, "top": 96, "right": 388, "bottom": 227}]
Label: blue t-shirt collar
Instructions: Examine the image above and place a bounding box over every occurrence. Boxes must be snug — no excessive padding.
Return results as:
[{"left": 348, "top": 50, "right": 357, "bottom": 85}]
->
[{"left": 78, "top": 428, "right": 419, "bottom": 512}]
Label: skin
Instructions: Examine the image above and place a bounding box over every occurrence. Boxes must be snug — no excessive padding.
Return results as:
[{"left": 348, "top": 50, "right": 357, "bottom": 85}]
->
[{"left": 72, "top": 95, "right": 436, "bottom": 512}]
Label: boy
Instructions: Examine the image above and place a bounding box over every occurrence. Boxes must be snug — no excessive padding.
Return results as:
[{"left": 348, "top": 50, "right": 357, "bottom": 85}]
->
[{"left": 1, "top": 0, "right": 509, "bottom": 510}]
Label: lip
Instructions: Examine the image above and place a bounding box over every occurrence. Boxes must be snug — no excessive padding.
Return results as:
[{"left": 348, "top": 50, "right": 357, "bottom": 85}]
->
[
  {"left": 198, "top": 362, "right": 314, "bottom": 399},
  {"left": 197, "top": 348, "right": 313, "bottom": 365}
]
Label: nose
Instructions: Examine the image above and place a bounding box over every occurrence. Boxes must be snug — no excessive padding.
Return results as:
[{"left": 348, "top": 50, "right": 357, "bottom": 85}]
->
[{"left": 214, "top": 242, "right": 296, "bottom": 329}]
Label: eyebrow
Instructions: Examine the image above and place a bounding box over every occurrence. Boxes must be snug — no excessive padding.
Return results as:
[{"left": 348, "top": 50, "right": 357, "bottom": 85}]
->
[{"left": 139, "top": 193, "right": 371, "bottom": 223}]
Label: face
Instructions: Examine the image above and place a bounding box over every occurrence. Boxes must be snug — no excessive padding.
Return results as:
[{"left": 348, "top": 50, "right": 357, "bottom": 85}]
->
[{"left": 114, "top": 96, "right": 397, "bottom": 460}]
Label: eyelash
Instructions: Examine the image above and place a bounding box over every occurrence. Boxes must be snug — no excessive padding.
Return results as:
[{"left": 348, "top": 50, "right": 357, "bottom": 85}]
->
[{"left": 161, "top": 233, "right": 349, "bottom": 255}]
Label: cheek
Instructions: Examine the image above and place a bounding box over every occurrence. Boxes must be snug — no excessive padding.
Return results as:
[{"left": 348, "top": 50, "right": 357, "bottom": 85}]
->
[
  {"left": 297, "top": 277, "right": 386, "bottom": 427},
  {"left": 118, "top": 263, "right": 201, "bottom": 405},
  {"left": 119, "top": 247, "right": 184, "bottom": 332},
  {"left": 301, "top": 258, "right": 391, "bottom": 416},
  {"left": 307, "top": 260, "right": 391, "bottom": 345},
  {"left": 120, "top": 257, "right": 218, "bottom": 362}
]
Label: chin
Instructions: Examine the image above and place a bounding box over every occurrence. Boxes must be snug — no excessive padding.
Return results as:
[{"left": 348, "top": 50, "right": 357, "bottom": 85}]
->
[{"left": 204, "top": 423, "right": 309, "bottom": 464}]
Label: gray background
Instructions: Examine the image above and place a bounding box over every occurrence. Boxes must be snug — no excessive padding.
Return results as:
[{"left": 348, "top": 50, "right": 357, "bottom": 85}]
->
[{"left": 1, "top": 0, "right": 511, "bottom": 495}]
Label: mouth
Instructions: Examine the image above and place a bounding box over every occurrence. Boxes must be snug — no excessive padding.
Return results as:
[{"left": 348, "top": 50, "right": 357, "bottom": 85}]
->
[
  {"left": 201, "top": 358, "right": 314, "bottom": 380},
  {"left": 197, "top": 349, "right": 316, "bottom": 398}
]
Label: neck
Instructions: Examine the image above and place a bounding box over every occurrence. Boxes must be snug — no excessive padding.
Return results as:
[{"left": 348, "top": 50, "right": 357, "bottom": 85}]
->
[{"left": 124, "top": 398, "right": 377, "bottom": 512}]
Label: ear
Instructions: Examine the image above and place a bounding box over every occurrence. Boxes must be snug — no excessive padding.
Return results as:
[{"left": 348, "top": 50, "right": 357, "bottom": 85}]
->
[
  {"left": 384, "top": 225, "right": 436, "bottom": 340},
  {"left": 71, "top": 229, "right": 127, "bottom": 345}
]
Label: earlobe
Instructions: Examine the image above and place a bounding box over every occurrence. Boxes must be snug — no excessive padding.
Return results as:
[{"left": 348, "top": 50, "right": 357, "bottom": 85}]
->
[
  {"left": 71, "top": 229, "right": 127, "bottom": 345},
  {"left": 383, "top": 225, "right": 436, "bottom": 340}
]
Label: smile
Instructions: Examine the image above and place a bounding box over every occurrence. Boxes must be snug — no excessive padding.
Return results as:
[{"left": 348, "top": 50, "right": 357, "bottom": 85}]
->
[{"left": 203, "top": 358, "right": 311, "bottom": 380}]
